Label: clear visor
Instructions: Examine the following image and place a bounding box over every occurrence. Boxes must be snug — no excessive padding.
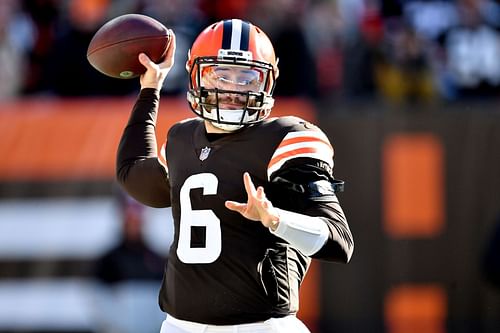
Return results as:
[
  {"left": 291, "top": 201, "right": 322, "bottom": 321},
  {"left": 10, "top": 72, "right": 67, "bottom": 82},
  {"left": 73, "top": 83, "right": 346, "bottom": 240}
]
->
[{"left": 200, "top": 65, "right": 266, "bottom": 92}]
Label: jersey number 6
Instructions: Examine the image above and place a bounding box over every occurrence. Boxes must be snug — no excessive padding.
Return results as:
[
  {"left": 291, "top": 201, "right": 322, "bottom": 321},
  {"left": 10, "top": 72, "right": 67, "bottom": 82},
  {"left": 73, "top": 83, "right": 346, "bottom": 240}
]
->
[{"left": 177, "top": 173, "right": 222, "bottom": 264}]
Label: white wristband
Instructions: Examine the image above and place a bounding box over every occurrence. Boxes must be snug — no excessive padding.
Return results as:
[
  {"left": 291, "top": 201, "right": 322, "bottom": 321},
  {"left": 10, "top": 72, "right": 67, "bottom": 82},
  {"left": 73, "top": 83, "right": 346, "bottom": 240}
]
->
[{"left": 269, "top": 209, "right": 329, "bottom": 256}]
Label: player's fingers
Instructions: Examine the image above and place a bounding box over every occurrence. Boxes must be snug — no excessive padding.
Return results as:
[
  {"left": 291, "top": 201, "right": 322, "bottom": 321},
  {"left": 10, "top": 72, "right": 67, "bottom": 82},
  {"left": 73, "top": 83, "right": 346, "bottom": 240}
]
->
[
  {"left": 257, "top": 187, "right": 273, "bottom": 214},
  {"left": 138, "top": 52, "right": 156, "bottom": 69},
  {"left": 159, "top": 30, "right": 176, "bottom": 69},
  {"left": 243, "top": 172, "right": 257, "bottom": 197},
  {"left": 256, "top": 186, "right": 266, "bottom": 200},
  {"left": 167, "top": 30, "right": 177, "bottom": 57},
  {"left": 262, "top": 200, "right": 270, "bottom": 210},
  {"left": 225, "top": 200, "right": 247, "bottom": 213}
]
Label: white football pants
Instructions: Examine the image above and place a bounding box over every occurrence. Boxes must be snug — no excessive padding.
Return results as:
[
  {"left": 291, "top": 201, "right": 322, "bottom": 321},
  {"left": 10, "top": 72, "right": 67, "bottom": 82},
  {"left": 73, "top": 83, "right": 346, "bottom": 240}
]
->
[{"left": 160, "top": 314, "right": 311, "bottom": 333}]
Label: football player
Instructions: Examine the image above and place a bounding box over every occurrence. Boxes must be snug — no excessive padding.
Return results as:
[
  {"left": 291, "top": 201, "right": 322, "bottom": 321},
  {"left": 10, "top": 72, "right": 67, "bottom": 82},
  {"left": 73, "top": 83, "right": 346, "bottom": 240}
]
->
[{"left": 117, "top": 19, "right": 354, "bottom": 333}]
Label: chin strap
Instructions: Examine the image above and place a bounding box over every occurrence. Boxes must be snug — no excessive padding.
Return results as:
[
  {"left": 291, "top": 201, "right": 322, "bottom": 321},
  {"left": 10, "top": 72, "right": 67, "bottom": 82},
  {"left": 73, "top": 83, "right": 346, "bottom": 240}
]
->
[{"left": 210, "top": 121, "right": 244, "bottom": 132}]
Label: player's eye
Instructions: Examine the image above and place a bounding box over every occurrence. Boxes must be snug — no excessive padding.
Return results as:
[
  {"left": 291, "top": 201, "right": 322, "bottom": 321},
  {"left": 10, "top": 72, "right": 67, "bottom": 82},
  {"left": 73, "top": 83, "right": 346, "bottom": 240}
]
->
[{"left": 201, "top": 65, "right": 266, "bottom": 91}]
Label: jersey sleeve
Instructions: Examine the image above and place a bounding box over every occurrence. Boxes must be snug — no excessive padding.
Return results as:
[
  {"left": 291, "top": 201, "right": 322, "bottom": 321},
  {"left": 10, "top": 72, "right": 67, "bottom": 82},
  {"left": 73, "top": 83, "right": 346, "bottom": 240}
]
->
[
  {"left": 267, "top": 128, "right": 334, "bottom": 180},
  {"left": 266, "top": 120, "right": 353, "bottom": 262},
  {"left": 116, "top": 88, "right": 171, "bottom": 208}
]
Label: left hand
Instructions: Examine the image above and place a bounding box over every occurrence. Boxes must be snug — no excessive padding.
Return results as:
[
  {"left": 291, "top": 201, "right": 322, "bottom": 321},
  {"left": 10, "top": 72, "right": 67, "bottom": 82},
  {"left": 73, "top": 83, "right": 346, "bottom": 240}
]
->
[{"left": 225, "top": 172, "right": 280, "bottom": 230}]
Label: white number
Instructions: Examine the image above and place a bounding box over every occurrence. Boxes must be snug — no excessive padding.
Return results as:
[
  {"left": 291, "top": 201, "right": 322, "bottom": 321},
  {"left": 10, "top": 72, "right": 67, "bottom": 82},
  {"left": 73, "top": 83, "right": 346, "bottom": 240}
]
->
[{"left": 177, "top": 173, "right": 222, "bottom": 264}]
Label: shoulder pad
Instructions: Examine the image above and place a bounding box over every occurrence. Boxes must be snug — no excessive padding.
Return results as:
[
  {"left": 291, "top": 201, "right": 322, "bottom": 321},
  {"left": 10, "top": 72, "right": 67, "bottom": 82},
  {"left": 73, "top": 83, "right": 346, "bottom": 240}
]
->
[
  {"left": 271, "top": 116, "right": 322, "bottom": 132},
  {"left": 267, "top": 122, "right": 334, "bottom": 179}
]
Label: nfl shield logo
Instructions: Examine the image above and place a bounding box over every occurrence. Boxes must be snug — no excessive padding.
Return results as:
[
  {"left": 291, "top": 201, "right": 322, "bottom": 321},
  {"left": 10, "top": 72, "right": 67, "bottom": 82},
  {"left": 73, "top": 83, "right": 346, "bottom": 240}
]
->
[{"left": 199, "top": 146, "right": 211, "bottom": 161}]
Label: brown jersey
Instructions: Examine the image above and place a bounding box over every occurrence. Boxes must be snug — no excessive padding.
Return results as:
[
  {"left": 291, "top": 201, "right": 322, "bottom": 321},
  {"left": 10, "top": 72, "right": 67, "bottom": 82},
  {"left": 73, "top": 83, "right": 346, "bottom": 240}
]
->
[{"left": 116, "top": 88, "right": 353, "bottom": 325}]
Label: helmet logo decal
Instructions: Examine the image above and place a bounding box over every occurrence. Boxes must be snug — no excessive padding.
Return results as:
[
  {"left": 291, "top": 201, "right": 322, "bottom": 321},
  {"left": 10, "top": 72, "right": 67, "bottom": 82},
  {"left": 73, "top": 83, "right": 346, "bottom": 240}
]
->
[
  {"left": 222, "top": 19, "right": 250, "bottom": 51},
  {"left": 199, "top": 146, "right": 211, "bottom": 161},
  {"left": 218, "top": 49, "right": 252, "bottom": 61}
]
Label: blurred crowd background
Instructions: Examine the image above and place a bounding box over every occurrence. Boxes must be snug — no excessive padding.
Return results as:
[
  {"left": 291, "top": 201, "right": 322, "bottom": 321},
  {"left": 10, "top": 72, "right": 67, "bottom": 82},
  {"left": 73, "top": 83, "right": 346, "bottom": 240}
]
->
[
  {"left": 1, "top": 1, "right": 500, "bottom": 333},
  {"left": 1, "top": 0, "right": 500, "bottom": 103}
]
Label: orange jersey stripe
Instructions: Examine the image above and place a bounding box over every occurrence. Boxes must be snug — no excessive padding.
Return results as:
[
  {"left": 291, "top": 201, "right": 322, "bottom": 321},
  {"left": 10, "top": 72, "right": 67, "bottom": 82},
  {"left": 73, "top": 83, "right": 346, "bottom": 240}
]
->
[
  {"left": 268, "top": 147, "right": 319, "bottom": 170},
  {"left": 278, "top": 136, "right": 333, "bottom": 150}
]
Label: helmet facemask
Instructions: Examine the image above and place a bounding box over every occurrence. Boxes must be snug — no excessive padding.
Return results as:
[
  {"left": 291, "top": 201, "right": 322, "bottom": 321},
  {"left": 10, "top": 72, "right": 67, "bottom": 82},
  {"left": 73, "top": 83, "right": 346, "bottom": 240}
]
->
[{"left": 187, "top": 52, "right": 277, "bottom": 131}]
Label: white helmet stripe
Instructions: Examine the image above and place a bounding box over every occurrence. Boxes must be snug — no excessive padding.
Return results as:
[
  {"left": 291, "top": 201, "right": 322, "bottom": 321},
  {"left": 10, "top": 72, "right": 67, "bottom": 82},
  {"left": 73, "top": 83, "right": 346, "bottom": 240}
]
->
[{"left": 230, "top": 19, "right": 243, "bottom": 50}]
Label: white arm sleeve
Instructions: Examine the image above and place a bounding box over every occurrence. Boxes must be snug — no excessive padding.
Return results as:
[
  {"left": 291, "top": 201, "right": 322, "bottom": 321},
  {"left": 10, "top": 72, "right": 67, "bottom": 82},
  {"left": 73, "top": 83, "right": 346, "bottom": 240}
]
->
[{"left": 269, "top": 208, "right": 329, "bottom": 256}]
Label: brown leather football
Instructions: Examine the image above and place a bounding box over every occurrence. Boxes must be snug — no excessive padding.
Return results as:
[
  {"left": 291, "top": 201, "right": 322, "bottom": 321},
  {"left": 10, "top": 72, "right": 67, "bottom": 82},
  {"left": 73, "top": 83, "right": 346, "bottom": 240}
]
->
[{"left": 87, "top": 14, "right": 171, "bottom": 79}]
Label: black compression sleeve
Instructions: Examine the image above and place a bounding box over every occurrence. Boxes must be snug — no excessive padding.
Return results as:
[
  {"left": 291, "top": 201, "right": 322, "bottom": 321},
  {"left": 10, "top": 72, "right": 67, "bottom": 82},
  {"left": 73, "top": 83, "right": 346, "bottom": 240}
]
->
[{"left": 116, "top": 88, "right": 171, "bottom": 208}]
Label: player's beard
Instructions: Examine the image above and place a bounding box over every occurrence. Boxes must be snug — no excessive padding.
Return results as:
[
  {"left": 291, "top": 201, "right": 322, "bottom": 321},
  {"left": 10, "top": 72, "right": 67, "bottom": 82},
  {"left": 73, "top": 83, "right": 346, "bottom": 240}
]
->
[
  {"left": 204, "top": 93, "right": 257, "bottom": 132},
  {"left": 206, "top": 92, "right": 254, "bottom": 109}
]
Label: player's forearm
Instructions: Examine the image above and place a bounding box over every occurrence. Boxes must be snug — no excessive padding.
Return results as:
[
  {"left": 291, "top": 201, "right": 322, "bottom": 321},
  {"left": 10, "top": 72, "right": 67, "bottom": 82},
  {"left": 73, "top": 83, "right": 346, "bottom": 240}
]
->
[
  {"left": 270, "top": 202, "right": 353, "bottom": 263},
  {"left": 269, "top": 209, "right": 329, "bottom": 256},
  {"left": 116, "top": 88, "right": 171, "bottom": 208},
  {"left": 310, "top": 201, "right": 353, "bottom": 263},
  {"left": 117, "top": 88, "right": 160, "bottom": 161}
]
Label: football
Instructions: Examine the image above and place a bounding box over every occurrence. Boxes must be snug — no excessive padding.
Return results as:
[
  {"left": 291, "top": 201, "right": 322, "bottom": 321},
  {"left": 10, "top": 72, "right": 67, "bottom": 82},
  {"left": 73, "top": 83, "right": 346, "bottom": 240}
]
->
[{"left": 87, "top": 14, "right": 171, "bottom": 79}]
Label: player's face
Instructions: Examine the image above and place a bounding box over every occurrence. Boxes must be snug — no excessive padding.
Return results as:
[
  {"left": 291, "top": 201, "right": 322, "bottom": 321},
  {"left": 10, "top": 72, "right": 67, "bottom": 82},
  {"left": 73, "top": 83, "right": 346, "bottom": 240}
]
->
[{"left": 201, "top": 65, "right": 265, "bottom": 109}]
